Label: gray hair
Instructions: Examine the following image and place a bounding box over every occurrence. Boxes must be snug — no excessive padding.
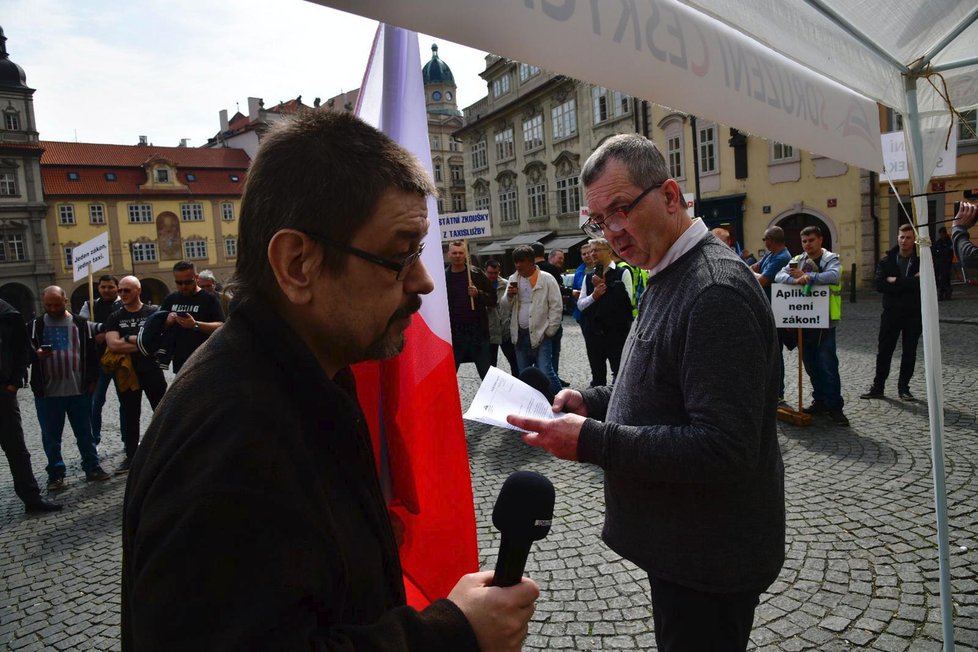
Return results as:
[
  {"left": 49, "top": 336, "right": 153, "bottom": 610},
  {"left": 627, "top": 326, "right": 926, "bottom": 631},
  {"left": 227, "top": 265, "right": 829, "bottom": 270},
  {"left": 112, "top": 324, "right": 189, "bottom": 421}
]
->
[
  {"left": 198, "top": 269, "right": 218, "bottom": 283},
  {"left": 582, "top": 134, "right": 670, "bottom": 189},
  {"left": 588, "top": 237, "right": 611, "bottom": 251}
]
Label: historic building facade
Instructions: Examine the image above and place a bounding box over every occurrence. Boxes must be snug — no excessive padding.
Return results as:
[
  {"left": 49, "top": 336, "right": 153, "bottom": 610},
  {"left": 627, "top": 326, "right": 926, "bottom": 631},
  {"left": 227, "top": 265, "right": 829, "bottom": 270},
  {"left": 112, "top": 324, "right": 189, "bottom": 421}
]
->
[
  {"left": 0, "top": 26, "right": 54, "bottom": 317},
  {"left": 39, "top": 142, "right": 249, "bottom": 309}
]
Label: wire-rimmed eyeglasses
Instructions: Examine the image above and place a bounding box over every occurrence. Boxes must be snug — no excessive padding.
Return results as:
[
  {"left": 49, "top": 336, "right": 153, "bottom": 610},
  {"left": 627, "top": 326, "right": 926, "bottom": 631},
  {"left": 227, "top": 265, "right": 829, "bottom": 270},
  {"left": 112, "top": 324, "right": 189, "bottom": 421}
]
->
[
  {"left": 581, "top": 181, "right": 665, "bottom": 238},
  {"left": 303, "top": 231, "right": 425, "bottom": 281}
]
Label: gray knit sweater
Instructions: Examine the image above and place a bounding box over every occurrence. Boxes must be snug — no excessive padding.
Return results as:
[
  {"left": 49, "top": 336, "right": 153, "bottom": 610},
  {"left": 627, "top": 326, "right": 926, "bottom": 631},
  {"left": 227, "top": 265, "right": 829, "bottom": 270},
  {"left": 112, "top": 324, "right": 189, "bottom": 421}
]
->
[{"left": 578, "top": 233, "right": 785, "bottom": 594}]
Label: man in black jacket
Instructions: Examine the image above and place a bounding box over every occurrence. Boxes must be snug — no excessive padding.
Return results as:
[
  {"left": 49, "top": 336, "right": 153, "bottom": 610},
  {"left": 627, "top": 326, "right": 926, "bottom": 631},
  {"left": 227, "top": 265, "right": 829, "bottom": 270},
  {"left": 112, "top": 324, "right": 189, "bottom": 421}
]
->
[
  {"left": 445, "top": 240, "right": 496, "bottom": 379},
  {"left": 1, "top": 298, "right": 61, "bottom": 513},
  {"left": 122, "top": 110, "right": 537, "bottom": 651},
  {"left": 577, "top": 238, "right": 633, "bottom": 386},
  {"left": 79, "top": 274, "right": 122, "bottom": 446},
  {"left": 861, "top": 224, "right": 922, "bottom": 401}
]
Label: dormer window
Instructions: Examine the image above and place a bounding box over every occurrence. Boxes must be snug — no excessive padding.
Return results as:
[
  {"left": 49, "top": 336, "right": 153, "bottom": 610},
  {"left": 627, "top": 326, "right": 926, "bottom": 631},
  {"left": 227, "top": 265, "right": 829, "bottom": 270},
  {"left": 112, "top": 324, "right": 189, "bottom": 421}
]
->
[
  {"left": 230, "top": 174, "right": 240, "bottom": 182},
  {"left": 155, "top": 168, "right": 170, "bottom": 183},
  {"left": 186, "top": 173, "right": 197, "bottom": 182},
  {"left": 67, "top": 171, "right": 80, "bottom": 181},
  {"left": 105, "top": 172, "right": 117, "bottom": 181}
]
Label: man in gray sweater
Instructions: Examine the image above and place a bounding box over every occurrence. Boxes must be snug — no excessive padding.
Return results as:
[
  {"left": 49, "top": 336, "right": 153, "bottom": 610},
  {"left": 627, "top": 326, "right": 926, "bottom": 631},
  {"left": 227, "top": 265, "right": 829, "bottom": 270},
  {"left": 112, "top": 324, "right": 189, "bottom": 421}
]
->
[{"left": 509, "top": 134, "right": 785, "bottom": 651}]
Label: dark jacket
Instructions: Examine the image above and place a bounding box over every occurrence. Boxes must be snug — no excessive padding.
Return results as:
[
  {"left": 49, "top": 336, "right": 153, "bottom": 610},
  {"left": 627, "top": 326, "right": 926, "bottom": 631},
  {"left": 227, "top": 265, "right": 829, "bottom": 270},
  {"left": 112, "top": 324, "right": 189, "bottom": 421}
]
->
[
  {"left": 0, "top": 299, "right": 29, "bottom": 387},
  {"left": 582, "top": 264, "right": 633, "bottom": 334},
  {"left": 874, "top": 246, "right": 921, "bottom": 312},
  {"left": 122, "top": 300, "right": 477, "bottom": 651},
  {"left": 952, "top": 225, "right": 978, "bottom": 269},
  {"left": 27, "top": 312, "right": 99, "bottom": 398},
  {"left": 445, "top": 264, "right": 497, "bottom": 337}
]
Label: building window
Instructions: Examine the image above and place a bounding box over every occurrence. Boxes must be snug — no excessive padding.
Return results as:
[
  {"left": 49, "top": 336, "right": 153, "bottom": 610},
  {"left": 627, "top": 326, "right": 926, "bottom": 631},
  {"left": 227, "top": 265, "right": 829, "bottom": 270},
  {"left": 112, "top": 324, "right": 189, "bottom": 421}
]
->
[
  {"left": 89, "top": 204, "right": 105, "bottom": 225},
  {"left": 519, "top": 63, "right": 540, "bottom": 82},
  {"left": 499, "top": 188, "right": 518, "bottom": 223},
  {"left": 155, "top": 168, "right": 170, "bottom": 183},
  {"left": 0, "top": 171, "right": 16, "bottom": 196},
  {"left": 492, "top": 74, "right": 511, "bottom": 97},
  {"left": 181, "top": 202, "right": 204, "bottom": 222},
  {"left": 771, "top": 142, "right": 795, "bottom": 162},
  {"left": 450, "top": 165, "right": 464, "bottom": 184},
  {"left": 132, "top": 242, "right": 158, "bottom": 263},
  {"left": 698, "top": 124, "right": 717, "bottom": 174},
  {"left": 495, "top": 128, "right": 515, "bottom": 161},
  {"left": 437, "top": 199, "right": 445, "bottom": 214},
  {"left": 591, "top": 87, "right": 630, "bottom": 124},
  {"left": 431, "top": 135, "right": 440, "bottom": 150},
  {"left": 64, "top": 247, "right": 73, "bottom": 269},
  {"left": 449, "top": 138, "right": 462, "bottom": 152},
  {"left": 221, "top": 202, "right": 235, "bottom": 221},
  {"left": 527, "top": 183, "right": 547, "bottom": 219},
  {"left": 452, "top": 194, "right": 466, "bottom": 212},
  {"left": 552, "top": 99, "right": 577, "bottom": 141},
  {"left": 556, "top": 176, "right": 580, "bottom": 214},
  {"left": 105, "top": 172, "right": 117, "bottom": 181},
  {"left": 67, "top": 171, "right": 80, "bottom": 181},
  {"left": 59, "top": 205, "right": 76, "bottom": 225},
  {"left": 128, "top": 203, "right": 153, "bottom": 223},
  {"left": 225, "top": 237, "right": 237, "bottom": 258},
  {"left": 667, "top": 135, "right": 684, "bottom": 179},
  {"left": 184, "top": 239, "right": 208, "bottom": 259},
  {"left": 960, "top": 109, "right": 977, "bottom": 142},
  {"left": 230, "top": 174, "right": 240, "bottom": 182},
  {"left": 434, "top": 163, "right": 443, "bottom": 182},
  {"left": 0, "top": 234, "right": 26, "bottom": 261},
  {"left": 523, "top": 114, "right": 544, "bottom": 152},
  {"left": 3, "top": 112, "right": 20, "bottom": 131},
  {"left": 475, "top": 194, "right": 490, "bottom": 212},
  {"left": 471, "top": 140, "right": 488, "bottom": 170},
  {"left": 185, "top": 173, "right": 196, "bottom": 182}
]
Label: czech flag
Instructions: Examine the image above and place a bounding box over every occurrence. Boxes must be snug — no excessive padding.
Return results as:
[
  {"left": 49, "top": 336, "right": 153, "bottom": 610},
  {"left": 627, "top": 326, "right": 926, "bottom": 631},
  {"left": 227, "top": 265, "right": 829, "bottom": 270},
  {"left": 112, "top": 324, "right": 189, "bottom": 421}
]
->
[{"left": 352, "top": 24, "right": 479, "bottom": 608}]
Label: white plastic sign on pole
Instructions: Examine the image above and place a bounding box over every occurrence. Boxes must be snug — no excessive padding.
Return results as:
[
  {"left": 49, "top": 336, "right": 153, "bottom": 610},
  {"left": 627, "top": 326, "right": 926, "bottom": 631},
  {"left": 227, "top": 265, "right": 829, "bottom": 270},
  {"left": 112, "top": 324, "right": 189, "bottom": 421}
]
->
[
  {"left": 770, "top": 283, "right": 829, "bottom": 328},
  {"left": 71, "top": 232, "right": 110, "bottom": 282},
  {"left": 439, "top": 210, "right": 492, "bottom": 241}
]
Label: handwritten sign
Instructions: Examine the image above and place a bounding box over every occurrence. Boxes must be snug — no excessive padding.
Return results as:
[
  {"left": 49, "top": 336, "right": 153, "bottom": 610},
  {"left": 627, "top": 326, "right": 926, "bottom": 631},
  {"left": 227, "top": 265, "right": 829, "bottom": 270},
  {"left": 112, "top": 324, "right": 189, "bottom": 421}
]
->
[
  {"left": 439, "top": 210, "right": 492, "bottom": 241},
  {"left": 72, "top": 232, "right": 110, "bottom": 282},
  {"left": 771, "top": 283, "right": 829, "bottom": 328}
]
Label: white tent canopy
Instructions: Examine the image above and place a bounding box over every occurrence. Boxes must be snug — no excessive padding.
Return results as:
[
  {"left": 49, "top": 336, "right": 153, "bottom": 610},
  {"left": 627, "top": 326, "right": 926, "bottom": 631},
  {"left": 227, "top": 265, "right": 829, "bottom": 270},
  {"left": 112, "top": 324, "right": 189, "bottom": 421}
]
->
[{"left": 310, "top": 2, "right": 977, "bottom": 647}]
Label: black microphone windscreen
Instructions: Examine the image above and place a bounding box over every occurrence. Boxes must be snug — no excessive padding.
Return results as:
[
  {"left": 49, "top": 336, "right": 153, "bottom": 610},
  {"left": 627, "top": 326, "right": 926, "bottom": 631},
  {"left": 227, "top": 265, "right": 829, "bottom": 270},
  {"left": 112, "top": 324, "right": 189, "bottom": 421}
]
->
[
  {"left": 518, "top": 367, "right": 555, "bottom": 404},
  {"left": 492, "top": 471, "right": 555, "bottom": 542}
]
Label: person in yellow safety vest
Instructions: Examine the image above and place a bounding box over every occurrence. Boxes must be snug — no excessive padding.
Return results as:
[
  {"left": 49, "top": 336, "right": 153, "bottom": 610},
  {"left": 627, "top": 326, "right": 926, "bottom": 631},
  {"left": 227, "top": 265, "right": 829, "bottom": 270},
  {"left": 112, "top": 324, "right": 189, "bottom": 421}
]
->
[
  {"left": 615, "top": 259, "right": 649, "bottom": 318},
  {"left": 774, "top": 225, "right": 847, "bottom": 426}
]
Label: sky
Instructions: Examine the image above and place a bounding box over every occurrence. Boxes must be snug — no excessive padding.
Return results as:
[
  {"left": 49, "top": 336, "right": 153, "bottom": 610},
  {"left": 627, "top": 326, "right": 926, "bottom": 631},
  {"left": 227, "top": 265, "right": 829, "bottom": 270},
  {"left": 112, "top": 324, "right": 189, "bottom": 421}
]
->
[{"left": 3, "top": 0, "right": 491, "bottom": 147}]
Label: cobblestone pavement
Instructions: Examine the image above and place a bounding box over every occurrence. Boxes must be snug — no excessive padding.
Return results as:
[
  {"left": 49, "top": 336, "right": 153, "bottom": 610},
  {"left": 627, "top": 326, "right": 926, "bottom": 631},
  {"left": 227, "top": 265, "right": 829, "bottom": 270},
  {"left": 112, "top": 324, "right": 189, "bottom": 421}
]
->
[{"left": 2, "top": 285, "right": 977, "bottom": 650}]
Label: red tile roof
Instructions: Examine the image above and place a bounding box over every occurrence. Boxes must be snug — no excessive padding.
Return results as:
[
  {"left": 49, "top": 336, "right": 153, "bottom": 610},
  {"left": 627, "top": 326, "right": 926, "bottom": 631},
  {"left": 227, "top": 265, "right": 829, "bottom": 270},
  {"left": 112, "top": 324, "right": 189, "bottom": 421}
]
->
[
  {"left": 39, "top": 141, "right": 251, "bottom": 169},
  {"left": 41, "top": 166, "right": 246, "bottom": 197}
]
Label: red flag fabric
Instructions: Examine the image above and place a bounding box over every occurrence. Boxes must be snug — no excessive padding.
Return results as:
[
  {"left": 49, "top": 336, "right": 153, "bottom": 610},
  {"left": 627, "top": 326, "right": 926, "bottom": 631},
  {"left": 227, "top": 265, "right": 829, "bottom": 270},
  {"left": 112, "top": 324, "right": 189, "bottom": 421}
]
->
[{"left": 352, "top": 23, "right": 478, "bottom": 608}]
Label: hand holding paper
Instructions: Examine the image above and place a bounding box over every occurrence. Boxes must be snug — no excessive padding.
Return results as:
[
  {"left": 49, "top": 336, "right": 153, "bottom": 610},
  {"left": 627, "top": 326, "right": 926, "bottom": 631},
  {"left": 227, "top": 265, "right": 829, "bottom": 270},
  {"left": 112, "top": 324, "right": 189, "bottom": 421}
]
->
[{"left": 463, "top": 366, "right": 563, "bottom": 432}]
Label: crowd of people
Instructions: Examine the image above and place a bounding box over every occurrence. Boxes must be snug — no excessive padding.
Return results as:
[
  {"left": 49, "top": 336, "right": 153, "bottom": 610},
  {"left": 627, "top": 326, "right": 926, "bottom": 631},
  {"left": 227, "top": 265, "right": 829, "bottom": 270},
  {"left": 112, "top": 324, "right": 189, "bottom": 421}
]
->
[
  {"left": 0, "top": 263, "right": 227, "bottom": 513},
  {"left": 2, "top": 101, "right": 976, "bottom": 651}
]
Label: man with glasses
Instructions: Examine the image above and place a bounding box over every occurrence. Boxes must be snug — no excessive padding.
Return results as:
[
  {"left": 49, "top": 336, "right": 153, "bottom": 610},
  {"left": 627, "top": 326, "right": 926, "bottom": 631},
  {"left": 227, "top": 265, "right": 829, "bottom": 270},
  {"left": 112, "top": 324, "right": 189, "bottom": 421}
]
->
[
  {"left": 156, "top": 261, "right": 225, "bottom": 373},
  {"left": 122, "top": 111, "right": 538, "bottom": 651},
  {"left": 104, "top": 276, "right": 167, "bottom": 473},
  {"left": 509, "top": 134, "right": 785, "bottom": 651}
]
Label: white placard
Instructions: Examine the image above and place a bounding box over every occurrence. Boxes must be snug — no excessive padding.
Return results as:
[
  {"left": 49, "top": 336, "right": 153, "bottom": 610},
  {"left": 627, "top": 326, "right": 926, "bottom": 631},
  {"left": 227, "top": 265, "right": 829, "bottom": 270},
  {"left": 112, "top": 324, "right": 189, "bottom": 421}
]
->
[
  {"left": 71, "top": 232, "right": 110, "bottom": 282},
  {"left": 439, "top": 210, "right": 492, "bottom": 241},
  {"left": 880, "top": 130, "right": 957, "bottom": 182},
  {"left": 771, "top": 283, "right": 830, "bottom": 328}
]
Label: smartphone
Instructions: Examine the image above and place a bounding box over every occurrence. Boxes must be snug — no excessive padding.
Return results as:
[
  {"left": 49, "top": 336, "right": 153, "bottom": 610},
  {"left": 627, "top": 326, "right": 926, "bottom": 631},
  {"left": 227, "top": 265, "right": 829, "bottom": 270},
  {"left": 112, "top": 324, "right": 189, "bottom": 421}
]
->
[
  {"left": 788, "top": 261, "right": 799, "bottom": 270},
  {"left": 593, "top": 264, "right": 604, "bottom": 278}
]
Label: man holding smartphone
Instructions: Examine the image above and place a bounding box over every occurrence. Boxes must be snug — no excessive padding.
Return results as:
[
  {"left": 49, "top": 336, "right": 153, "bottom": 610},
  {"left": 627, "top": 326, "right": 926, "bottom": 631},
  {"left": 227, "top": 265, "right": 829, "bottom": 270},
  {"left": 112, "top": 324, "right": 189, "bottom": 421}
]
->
[{"left": 157, "top": 261, "right": 225, "bottom": 373}]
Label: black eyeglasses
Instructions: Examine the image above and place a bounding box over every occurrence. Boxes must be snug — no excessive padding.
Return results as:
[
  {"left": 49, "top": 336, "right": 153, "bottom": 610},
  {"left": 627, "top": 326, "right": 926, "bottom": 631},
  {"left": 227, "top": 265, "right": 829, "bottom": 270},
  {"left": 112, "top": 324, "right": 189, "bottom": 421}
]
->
[
  {"left": 582, "top": 181, "right": 665, "bottom": 238},
  {"left": 304, "top": 231, "right": 425, "bottom": 281}
]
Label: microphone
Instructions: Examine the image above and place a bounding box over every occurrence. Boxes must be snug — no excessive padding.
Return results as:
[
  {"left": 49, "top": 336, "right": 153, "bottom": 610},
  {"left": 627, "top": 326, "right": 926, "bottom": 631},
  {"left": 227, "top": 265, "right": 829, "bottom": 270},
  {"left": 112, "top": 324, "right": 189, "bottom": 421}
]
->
[
  {"left": 491, "top": 471, "right": 555, "bottom": 587},
  {"left": 519, "top": 367, "right": 555, "bottom": 404}
]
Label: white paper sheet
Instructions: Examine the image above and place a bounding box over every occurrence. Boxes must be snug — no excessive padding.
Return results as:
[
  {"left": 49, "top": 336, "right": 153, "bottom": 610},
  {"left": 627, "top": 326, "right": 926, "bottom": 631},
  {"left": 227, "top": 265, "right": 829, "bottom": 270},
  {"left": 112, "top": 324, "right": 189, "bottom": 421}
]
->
[{"left": 462, "top": 366, "right": 563, "bottom": 433}]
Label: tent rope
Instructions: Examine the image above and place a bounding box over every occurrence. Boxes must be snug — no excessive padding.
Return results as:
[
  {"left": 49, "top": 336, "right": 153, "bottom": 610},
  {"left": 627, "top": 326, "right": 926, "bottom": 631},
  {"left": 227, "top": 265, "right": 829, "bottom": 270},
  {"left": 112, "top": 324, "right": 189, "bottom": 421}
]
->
[{"left": 908, "top": 67, "right": 978, "bottom": 147}]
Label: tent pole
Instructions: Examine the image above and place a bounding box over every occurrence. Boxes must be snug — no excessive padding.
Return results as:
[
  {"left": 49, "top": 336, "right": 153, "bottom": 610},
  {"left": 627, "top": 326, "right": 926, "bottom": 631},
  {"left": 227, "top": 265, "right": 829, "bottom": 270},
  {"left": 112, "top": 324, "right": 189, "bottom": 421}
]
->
[{"left": 904, "top": 76, "right": 955, "bottom": 652}]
